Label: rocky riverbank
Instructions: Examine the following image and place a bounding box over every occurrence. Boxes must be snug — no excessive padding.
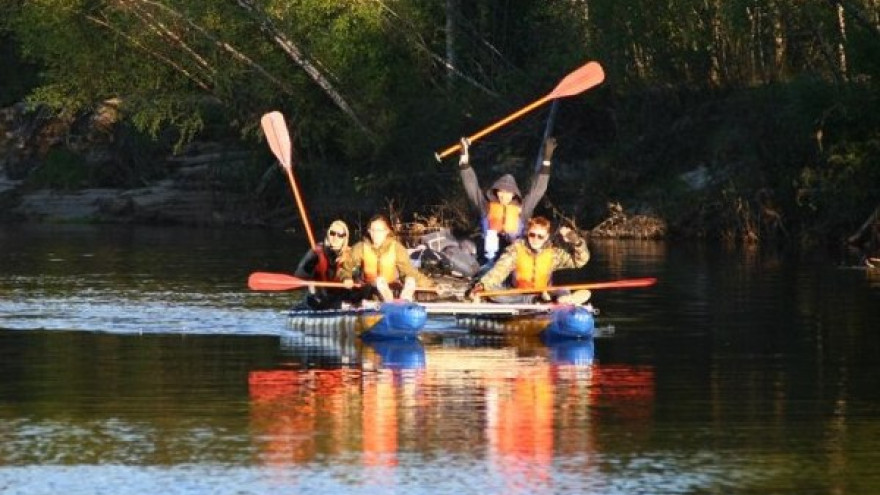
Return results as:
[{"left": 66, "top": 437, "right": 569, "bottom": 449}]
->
[{"left": 1, "top": 102, "right": 265, "bottom": 226}]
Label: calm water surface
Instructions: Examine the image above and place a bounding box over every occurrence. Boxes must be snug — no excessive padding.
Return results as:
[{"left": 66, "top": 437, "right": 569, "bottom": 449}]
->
[{"left": 1, "top": 224, "right": 879, "bottom": 495}]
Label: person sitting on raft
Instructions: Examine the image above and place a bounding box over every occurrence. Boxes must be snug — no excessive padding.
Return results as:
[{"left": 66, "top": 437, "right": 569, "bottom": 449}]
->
[
  {"left": 469, "top": 216, "right": 591, "bottom": 305},
  {"left": 293, "top": 219, "right": 352, "bottom": 310},
  {"left": 340, "top": 214, "right": 434, "bottom": 302},
  {"left": 458, "top": 136, "right": 557, "bottom": 262}
]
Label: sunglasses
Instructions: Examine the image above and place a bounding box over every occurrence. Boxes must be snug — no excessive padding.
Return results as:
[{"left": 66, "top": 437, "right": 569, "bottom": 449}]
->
[
  {"left": 527, "top": 232, "right": 548, "bottom": 240},
  {"left": 328, "top": 230, "right": 347, "bottom": 238}
]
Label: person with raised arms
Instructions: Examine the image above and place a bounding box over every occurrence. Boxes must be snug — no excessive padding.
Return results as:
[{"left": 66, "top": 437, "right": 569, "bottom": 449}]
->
[
  {"left": 469, "top": 216, "right": 591, "bottom": 305},
  {"left": 457, "top": 136, "right": 557, "bottom": 263},
  {"left": 340, "top": 214, "right": 434, "bottom": 302}
]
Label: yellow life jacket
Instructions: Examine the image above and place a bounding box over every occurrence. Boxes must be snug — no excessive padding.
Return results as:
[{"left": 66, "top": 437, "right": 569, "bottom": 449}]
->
[
  {"left": 362, "top": 243, "right": 398, "bottom": 283},
  {"left": 486, "top": 202, "right": 522, "bottom": 236},
  {"left": 513, "top": 243, "right": 554, "bottom": 289}
]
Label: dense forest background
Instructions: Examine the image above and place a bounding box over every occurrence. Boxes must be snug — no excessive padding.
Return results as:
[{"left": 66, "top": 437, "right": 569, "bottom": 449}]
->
[{"left": 1, "top": 0, "right": 878, "bottom": 248}]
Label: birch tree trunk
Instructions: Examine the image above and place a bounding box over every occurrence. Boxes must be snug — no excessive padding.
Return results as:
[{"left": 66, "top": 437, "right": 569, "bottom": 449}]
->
[
  {"left": 829, "top": 0, "right": 879, "bottom": 39},
  {"left": 836, "top": 2, "right": 849, "bottom": 81},
  {"left": 746, "top": 4, "right": 760, "bottom": 83},
  {"left": 446, "top": 0, "right": 458, "bottom": 88},
  {"left": 707, "top": 0, "right": 722, "bottom": 86},
  {"left": 772, "top": 0, "right": 785, "bottom": 82},
  {"left": 232, "top": 0, "right": 375, "bottom": 140}
]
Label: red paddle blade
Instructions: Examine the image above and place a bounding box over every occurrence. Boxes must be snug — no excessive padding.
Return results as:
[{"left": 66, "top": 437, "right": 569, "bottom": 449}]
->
[
  {"left": 248, "top": 272, "right": 357, "bottom": 291},
  {"left": 547, "top": 61, "right": 605, "bottom": 99},
  {"left": 248, "top": 272, "right": 303, "bottom": 291},
  {"left": 260, "top": 111, "right": 293, "bottom": 171}
]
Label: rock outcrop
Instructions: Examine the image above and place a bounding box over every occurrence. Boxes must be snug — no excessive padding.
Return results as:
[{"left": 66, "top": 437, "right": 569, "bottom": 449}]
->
[{"left": 1, "top": 102, "right": 263, "bottom": 226}]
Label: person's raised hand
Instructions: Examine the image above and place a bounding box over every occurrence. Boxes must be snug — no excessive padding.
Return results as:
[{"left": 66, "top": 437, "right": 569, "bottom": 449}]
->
[
  {"left": 459, "top": 137, "right": 470, "bottom": 166},
  {"left": 558, "top": 226, "right": 581, "bottom": 245}
]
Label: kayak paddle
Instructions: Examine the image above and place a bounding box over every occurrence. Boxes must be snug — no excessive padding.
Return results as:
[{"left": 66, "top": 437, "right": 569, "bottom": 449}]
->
[
  {"left": 435, "top": 61, "right": 605, "bottom": 161},
  {"left": 476, "top": 277, "right": 657, "bottom": 298},
  {"left": 260, "top": 111, "right": 317, "bottom": 249},
  {"left": 248, "top": 272, "right": 357, "bottom": 291}
]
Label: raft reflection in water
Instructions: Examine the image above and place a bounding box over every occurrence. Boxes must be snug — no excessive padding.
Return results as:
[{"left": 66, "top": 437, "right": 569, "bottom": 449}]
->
[{"left": 248, "top": 335, "right": 654, "bottom": 491}]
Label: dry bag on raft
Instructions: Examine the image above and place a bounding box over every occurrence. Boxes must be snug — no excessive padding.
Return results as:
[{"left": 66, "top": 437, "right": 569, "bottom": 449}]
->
[{"left": 409, "top": 229, "right": 480, "bottom": 278}]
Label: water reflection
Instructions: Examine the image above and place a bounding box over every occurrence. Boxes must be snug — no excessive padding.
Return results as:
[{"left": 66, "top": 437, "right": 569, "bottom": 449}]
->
[
  {"left": 248, "top": 334, "right": 655, "bottom": 493},
  {"left": 545, "top": 338, "right": 595, "bottom": 365},
  {"left": 3, "top": 226, "right": 880, "bottom": 493},
  {"left": 363, "top": 340, "right": 427, "bottom": 370}
]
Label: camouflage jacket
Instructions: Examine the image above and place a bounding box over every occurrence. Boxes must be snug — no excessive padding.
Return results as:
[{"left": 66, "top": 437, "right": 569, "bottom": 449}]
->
[{"left": 478, "top": 237, "right": 589, "bottom": 289}]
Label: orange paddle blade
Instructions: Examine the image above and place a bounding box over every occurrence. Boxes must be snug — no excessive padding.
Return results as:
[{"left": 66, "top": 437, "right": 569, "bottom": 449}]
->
[
  {"left": 259, "top": 111, "right": 316, "bottom": 249},
  {"left": 546, "top": 61, "right": 605, "bottom": 99},
  {"left": 260, "top": 111, "right": 292, "bottom": 171},
  {"left": 478, "top": 277, "right": 656, "bottom": 298},
  {"left": 435, "top": 61, "right": 605, "bottom": 161}
]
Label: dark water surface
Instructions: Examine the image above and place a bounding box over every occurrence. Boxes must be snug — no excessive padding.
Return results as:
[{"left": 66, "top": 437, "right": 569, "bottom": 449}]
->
[{"left": 2, "top": 224, "right": 879, "bottom": 494}]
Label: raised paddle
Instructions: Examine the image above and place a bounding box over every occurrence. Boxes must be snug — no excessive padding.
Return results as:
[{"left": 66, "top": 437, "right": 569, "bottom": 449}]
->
[
  {"left": 435, "top": 61, "right": 605, "bottom": 161},
  {"left": 248, "top": 272, "right": 361, "bottom": 291},
  {"left": 476, "top": 277, "right": 657, "bottom": 298},
  {"left": 260, "top": 111, "right": 317, "bottom": 249}
]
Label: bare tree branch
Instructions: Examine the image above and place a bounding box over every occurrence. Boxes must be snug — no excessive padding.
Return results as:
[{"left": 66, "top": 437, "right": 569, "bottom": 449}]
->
[
  {"left": 119, "top": 0, "right": 216, "bottom": 77},
  {"left": 130, "top": 0, "right": 292, "bottom": 93},
  {"left": 84, "top": 13, "right": 213, "bottom": 92},
  {"left": 371, "top": 0, "right": 498, "bottom": 97},
  {"left": 232, "top": 0, "right": 376, "bottom": 140}
]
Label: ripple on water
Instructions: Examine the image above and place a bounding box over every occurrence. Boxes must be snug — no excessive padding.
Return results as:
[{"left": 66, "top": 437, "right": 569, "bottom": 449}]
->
[{"left": 0, "top": 290, "right": 290, "bottom": 336}]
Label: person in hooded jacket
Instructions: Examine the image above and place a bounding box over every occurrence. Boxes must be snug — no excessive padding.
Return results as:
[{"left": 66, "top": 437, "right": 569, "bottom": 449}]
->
[
  {"left": 458, "top": 136, "right": 557, "bottom": 263},
  {"left": 294, "top": 219, "right": 351, "bottom": 309}
]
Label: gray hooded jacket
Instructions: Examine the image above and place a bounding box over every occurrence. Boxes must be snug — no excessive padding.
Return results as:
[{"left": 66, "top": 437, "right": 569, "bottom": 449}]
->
[{"left": 459, "top": 165, "right": 550, "bottom": 239}]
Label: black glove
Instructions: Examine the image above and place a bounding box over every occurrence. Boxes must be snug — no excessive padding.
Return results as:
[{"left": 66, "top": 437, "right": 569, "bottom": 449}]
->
[
  {"left": 542, "top": 137, "right": 557, "bottom": 162},
  {"left": 563, "top": 228, "right": 581, "bottom": 245},
  {"left": 465, "top": 282, "right": 484, "bottom": 299}
]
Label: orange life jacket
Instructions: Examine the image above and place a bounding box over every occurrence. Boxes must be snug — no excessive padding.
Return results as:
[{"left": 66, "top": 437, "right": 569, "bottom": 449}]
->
[
  {"left": 513, "top": 243, "right": 554, "bottom": 289},
  {"left": 485, "top": 202, "right": 522, "bottom": 236},
  {"left": 362, "top": 243, "right": 398, "bottom": 283}
]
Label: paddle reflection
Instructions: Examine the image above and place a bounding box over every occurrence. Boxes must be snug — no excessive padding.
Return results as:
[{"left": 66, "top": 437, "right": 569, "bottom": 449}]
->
[{"left": 248, "top": 336, "right": 654, "bottom": 489}]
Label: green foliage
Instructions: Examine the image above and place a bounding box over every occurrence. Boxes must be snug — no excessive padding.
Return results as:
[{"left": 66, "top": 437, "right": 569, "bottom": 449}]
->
[
  {"left": 790, "top": 82, "right": 880, "bottom": 233},
  {"left": 2, "top": 0, "right": 878, "bottom": 243},
  {"left": 0, "top": 32, "right": 40, "bottom": 106},
  {"left": 28, "top": 149, "right": 90, "bottom": 190}
]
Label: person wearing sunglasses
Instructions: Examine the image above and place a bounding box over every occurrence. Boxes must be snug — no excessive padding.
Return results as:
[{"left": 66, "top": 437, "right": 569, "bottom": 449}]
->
[
  {"left": 294, "top": 219, "right": 352, "bottom": 309},
  {"left": 339, "top": 214, "right": 434, "bottom": 302},
  {"left": 457, "top": 136, "right": 557, "bottom": 263},
  {"left": 469, "top": 216, "right": 591, "bottom": 305}
]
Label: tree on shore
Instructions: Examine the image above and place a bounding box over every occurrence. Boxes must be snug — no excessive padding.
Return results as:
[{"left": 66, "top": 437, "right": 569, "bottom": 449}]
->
[{"left": 1, "top": 0, "right": 878, "bottom": 242}]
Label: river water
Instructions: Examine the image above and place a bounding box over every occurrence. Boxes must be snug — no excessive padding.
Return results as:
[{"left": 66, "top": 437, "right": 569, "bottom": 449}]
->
[{"left": 1, "top": 224, "right": 879, "bottom": 494}]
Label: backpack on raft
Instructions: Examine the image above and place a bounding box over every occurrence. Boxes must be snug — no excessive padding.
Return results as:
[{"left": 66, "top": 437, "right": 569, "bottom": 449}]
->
[{"left": 408, "top": 229, "right": 480, "bottom": 278}]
